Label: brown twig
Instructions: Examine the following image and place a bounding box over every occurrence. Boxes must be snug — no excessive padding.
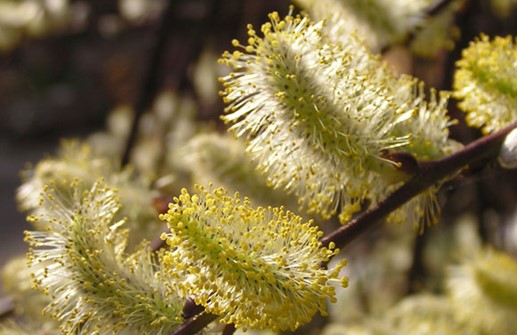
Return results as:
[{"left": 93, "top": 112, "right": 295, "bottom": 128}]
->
[
  {"left": 168, "top": 312, "right": 218, "bottom": 335},
  {"left": 321, "top": 122, "right": 517, "bottom": 249},
  {"left": 153, "top": 0, "right": 223, "bottom": 172},
  {"left": 181, "top": 298, "right": 205, "bottom": 320},
  {"left": 405, "top": 231, "right": 428, "bottom": 294},
  {"left": 121, "top": 0, "right": 176, "bottom": 166},
  {"left": 222, "top": 324, "right": 237, "bottom": 335},
  {"left": 159, "top": 121, "right": 515, "bottom": 334},
  {"left": 150, "top": 231, "right": 168, "bottom": 251},
  {"left": 426, "top": 0, "right": 457, "bottom": 17},
  {"left": 161, "top": 122, "right": 515, "bottom": 334},
  {"left": 121, "top": 0, "right": 223, "bottom": 167},
  {"left": 160, "top": 122, "right": 516, "bottom": 335}
]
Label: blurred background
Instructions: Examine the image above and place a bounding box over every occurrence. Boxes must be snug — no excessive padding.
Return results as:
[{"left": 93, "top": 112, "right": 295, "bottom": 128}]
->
[
  {"left": 0, "top": 0, "right": 289, "bottom": 270},
  {"left": 0, "top": 0, "right": 516, "bottom": 301}
]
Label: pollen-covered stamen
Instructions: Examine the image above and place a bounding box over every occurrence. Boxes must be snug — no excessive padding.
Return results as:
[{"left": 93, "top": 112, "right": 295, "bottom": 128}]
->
[
  {"left": 453, "top": 34, "right": 517, "bottom": 134},
  {"left": 220, "top": 12, "right": 415, "bottom": 221},
  {"left": 292, "top": 0, "right": 431, "bottom": 51},
  {"left": 447, "top": 250, "right": 517, "bottom": 334},
  {"left": 220, "top": 10, "right": 457, "bottom": 227},
  {"left": 160, "top": 185, "right": 348, "bottom": 331},
  {"left": 24, "top": 180, "right": 184, "bottom": 335}
]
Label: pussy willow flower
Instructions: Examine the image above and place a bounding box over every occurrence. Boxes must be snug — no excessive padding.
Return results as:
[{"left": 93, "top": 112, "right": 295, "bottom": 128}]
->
[
  {"left": 409, "top": 0, "right": 462, "bottom": 58},
  {"left": 453, "top": 34, "right": 517, "bottom": 134},
  {"left": 490, "top": 0, "right": 517, "bottom": 18},
  {"left": 0, "top": 256, "right": 52, "bottom": 322},
  {"left": 160, "top": 185, "right": 348, "bottom": 331},
  {"left": 294, "top": 0, "right": 463, "bottom": 57},
  {"left": 293, "top": 0, "right": 429, "bottom": 51},
  {"left": 220, "top": 11, "right": 456, "bottom": 226},
  {"left": 25, "top": 180, "right": 183, "bottom": 335},
  {"left": 383, "top": 294, "right": 465, "bottom": 334},
  {"left": 17, "top": 140, "right": 163, "bottom": 249},
  {"left": 130, "top": 91, "right": 197, "bottom": 179},
  {"left": 323, "top": 295, "right": 465, "bottom": 335},
  {"left": 447, "top": 250, "right": 517, "bottom": 334},
  {"left": 0, "top": 0, "right": 69, "bottom": 52},
  {"left": 180, "top": 132, "right": 299, "bottom": 210}
]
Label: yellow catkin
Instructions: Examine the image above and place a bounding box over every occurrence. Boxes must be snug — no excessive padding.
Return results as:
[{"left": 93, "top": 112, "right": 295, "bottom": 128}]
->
[
  {"left": 25, "top": 180, "right": 183, "bottom": 335},
  {"left": 219, "top": 10, "right": 456, "bottom": 228},
  {"left": 453, "top": 34, "right": 517, "bottom": 134},
  {"left": 160, "top": 185, "right": 348, "bottom": 331}
]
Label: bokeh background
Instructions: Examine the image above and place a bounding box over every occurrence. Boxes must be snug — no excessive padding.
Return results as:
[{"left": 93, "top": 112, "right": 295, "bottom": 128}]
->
[
  {"left": 0, "top": 0, "right": 290, "bottom": 271},
  {"left": 0, "top": 0, "right": 516, "bottom": 307}
]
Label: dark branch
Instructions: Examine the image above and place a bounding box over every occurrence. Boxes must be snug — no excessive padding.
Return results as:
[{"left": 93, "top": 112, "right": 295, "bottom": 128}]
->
[
  {"left": 426, "top": 0, "right": 457, "bottom": 17},
  {"left": 162, "top": 122, "right": 516, "bottom": 334},
  {"left": 121, "top": 0, "right": 222, "bottom": 167},
  {"left": 121, "top": 0, "right": 176, "bottom": 166},
  {"left": 321, "top": 122, "right": 517, "bottom": 249},
  {"left": 181, "top": 298, "right": 205, "bottom": 320},
  {"left": 168, "top": 312, "right": 218, "bottom": 335},
  {"left": 150, "top": 232, "right": 168, "bottom": 251},
  {"left": 160, "top": 122, "right": 516, "bottom": 334},
  {"left": 406, "top": 231, "right": 427, "bottom": 294},
  {"left": 222, "top": 324, "right": 237, "bottom": 335}
]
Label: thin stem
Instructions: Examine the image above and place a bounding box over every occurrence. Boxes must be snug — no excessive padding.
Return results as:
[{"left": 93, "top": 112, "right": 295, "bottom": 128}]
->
[
  {"left": 426, "top": 0, "right": 457, "bottom": 17},
  {"left": 160, "top": 123, "right": 515, "bottom": 333},
  {"left": 222, "top": 324, "right": 237, "bottom": 335},
  {"left": 153, "top": 0, "right": 222, "bottom": 172},
  {"left": 406, "top": 232, "right": 427, "bottom": 294},
  {"left": 321, "top": 122, "right": 517, "bottom": 249},
  {"left": 151, "top": 195, "right": 172, "bottom": 251},
  {"left": 181, "top": 298, "right": 205, "bottom": 320},
  {"left": 150, "top": 231, "right": 168, "bottom": 251},
  {"left": 121, "top": 0, "right": 176, "bottom": 166},
  {"left": 168, "top": 312, "right": 218, "bottom": 335},
  {"left": 159, "top": 123, "right": 515, "bottom": 334},
  {"left": 174, "top": 0, "right": 222, "bottom": 92}
]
